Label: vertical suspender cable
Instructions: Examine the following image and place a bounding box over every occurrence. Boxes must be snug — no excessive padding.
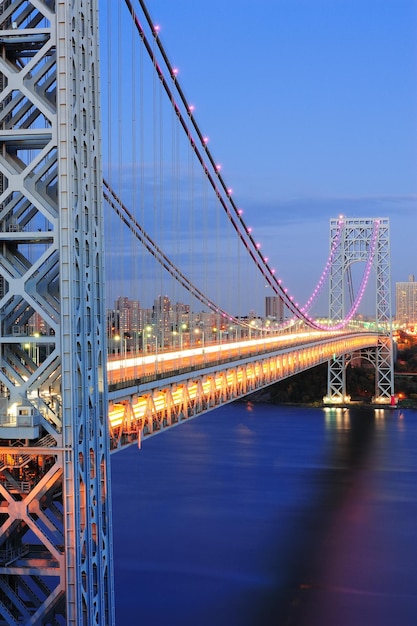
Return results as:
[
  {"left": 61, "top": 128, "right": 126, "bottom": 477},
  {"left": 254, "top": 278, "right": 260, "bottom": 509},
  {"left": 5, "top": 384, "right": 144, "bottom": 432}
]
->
[
  {"left": 139, "top": 18, "right": 146, "bottom": 353},
  {"left": 170, "top": 71, "right": 178, "bottom": 338},
  {"left": 188, "top": 119, "right": 194, "bottom": 344},
  {"left": 118, "top": 0, "right": 124, "bottom": 369},
  {"left": 106, "top": 0, "right": 113, "bottom": 354},
  {"left": 158, "top": 64, "right": 165, "bottom": 349},
  {"left": 131, "top": 2, "right": 138, "bottom": 373}
]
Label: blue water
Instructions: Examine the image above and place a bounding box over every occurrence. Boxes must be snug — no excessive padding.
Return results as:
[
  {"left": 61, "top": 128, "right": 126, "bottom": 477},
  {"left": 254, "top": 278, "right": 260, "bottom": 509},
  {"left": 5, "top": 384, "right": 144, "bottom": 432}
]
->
[{"left": 111, "top": 403, "right": 417, "bottom": 625}]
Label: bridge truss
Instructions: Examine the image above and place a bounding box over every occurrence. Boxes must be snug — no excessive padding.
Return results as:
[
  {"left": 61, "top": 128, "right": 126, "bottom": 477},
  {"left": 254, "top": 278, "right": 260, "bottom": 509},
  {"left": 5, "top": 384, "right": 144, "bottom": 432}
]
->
[
  {"left": 108, "top": 331, "right": 381, "bottom": 450},
  {"left": 326, "top": 217, "right": 394, "bottom": 403},
  {"left": 0, "top": 1, "right": 114, "bottom": 624}
]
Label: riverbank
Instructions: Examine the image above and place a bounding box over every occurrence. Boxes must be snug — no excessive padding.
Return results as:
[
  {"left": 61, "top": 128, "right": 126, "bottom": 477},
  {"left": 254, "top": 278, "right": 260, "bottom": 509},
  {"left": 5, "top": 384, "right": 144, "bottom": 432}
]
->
[{"left": 243, "top": 392, "right": 417, "bottom": 411}]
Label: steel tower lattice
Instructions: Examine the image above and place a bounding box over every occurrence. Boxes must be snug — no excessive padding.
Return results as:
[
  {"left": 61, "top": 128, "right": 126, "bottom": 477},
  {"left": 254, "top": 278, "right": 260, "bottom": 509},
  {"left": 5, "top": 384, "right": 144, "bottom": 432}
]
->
[
  {"left": 0, "top": 1, "right": 114, "bottom": 624},
  {"left": 326, "top": 217, "right": 394, "bottom": 403}
]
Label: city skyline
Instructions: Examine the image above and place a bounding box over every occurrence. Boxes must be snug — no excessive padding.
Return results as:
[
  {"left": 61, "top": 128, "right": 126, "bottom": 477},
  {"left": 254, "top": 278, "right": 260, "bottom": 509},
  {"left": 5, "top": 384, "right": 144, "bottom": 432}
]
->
[{"left": 106, "top": 291, "right": 405, "bottom": 352}]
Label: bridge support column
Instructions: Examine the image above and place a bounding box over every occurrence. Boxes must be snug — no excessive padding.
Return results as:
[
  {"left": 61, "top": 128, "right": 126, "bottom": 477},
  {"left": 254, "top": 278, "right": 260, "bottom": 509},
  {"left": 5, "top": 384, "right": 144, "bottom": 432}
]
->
[
  {"left": 0, "top": 1, "right": 114, "bottom": 623},
  {"left": 327, "top": 355, "right": 348, "bottom": 403},
  {"left": 325, "top": 217, "right": 393, "bottom": 405}
]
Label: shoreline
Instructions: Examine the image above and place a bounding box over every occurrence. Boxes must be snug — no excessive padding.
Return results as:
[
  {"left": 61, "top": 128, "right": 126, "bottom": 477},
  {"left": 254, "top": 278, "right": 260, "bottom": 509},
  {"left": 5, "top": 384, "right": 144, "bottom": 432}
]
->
[{"left": 240, "top": 395, "right": 416, "bottom": 410}]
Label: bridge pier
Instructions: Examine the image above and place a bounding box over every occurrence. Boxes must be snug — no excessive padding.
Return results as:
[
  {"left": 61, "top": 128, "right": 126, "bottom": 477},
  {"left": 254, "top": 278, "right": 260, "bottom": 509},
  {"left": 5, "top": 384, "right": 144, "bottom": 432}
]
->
[
  {"left": 325, "top": 217, "right": 394, "bottom": 405},
  {"left": 0, "top": 2, "right": 114, "bottom": 623}
]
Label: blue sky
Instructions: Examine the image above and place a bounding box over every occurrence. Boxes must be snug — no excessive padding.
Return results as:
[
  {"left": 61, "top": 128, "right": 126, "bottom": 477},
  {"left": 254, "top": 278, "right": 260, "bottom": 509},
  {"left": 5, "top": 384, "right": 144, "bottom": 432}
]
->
[{"left": 138, "top": 0, "right": 417, "bottom": 309}]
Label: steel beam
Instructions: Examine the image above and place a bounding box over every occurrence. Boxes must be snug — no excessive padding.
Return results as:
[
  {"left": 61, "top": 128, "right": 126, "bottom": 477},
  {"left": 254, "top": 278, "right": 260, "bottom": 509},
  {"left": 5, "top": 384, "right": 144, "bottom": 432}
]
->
[
  {"left": 108, "top": 332, "right": 380, "bottom": 450},
  {"left": 327, "top": 217, "right": 393, "bottom": 403},
  {"left": 0, "top": 2, "right": 114, "bottom": 623}
]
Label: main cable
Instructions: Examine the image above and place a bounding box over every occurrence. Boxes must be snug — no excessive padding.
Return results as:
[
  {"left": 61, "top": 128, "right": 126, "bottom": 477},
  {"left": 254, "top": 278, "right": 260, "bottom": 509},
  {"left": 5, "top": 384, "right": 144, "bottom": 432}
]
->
[{"left": 122, "top": 0, "right": 375, "bottom": 332}]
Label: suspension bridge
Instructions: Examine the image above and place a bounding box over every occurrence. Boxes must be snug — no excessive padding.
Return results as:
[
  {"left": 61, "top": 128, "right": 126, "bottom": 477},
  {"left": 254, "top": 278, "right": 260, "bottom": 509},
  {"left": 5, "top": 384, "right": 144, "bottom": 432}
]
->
[{"left": 0, "top": 1, "right": 393, "bottom": 624}]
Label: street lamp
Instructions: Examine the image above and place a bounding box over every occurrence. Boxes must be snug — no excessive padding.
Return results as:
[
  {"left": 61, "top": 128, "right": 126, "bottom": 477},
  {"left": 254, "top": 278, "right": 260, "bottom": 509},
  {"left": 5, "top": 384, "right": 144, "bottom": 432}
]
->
[
  {"left": 213, "top": 326, "right": 223, "bottom": 355},
  {"left": 229, "top": 325, "right": 238, "bottom": 343},
  {"left": 144, "top": 325, "right": 152, "bottom": 354},
  {"left": 179, "top": 323, "right": 187, "bottom": 350},
  {"left": 113, "top": 334, "right": 121, "bottom": 357},
  {"left": 194, "top": 327, "right": 205, "bottom": 347},
  {"left": 24, "top": 335, "right": 40, "bottom": 364},
  {"left": 153, "top": 334, "right": 159, "bottom": 374},
  {"left": 212, "top": 326, "right": 217, "bottom": 345},
  {"left": 194, "top": 328, "right": 205, "bottom": 363},
  {"left": 114, "top": 334, "right": 128, "bottom": 361}
]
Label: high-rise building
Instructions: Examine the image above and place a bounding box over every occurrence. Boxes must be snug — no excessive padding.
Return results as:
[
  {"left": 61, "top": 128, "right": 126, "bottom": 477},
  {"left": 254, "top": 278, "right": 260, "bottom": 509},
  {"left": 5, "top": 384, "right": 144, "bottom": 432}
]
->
[
  {"left": 396, "top": 275, "right": 417, "bottom": 325},
  {"left": 172, "top": 302, "right": 190, "bottom": 328},
  {"left": 265, "top": 296, "right": 284, "bottom": 321},
  {"left": 129, "top": 300, "right": 142, "bottom": 334},
  {"left": 153, "top": 295, "right": 172, "bottom": 345},
  {"left": 113, "top": 296, "right": 141, "bottom": 336}
]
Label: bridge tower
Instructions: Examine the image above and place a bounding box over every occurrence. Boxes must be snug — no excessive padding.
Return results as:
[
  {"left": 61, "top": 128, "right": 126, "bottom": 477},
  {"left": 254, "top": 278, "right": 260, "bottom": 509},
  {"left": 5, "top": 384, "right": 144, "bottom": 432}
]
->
[
  {"left": 326, "top": 217, "right": 394, "bottom": 404},
  {"left": 0, "top": 1, "right": 114, "bottom": 624}
]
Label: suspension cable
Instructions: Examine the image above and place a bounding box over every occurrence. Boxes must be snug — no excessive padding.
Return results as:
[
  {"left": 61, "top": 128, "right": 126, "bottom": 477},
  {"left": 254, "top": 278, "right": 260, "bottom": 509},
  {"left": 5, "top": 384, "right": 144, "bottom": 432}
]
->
[{"left": 121, "top": 0, "right": 377, "bottom": 332}]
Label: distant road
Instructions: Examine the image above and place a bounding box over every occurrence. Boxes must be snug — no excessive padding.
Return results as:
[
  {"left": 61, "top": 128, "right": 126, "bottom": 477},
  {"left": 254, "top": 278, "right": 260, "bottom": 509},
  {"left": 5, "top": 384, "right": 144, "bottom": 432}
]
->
[{"left": 395, "top": 371, "right": 417, "bottom": 376}]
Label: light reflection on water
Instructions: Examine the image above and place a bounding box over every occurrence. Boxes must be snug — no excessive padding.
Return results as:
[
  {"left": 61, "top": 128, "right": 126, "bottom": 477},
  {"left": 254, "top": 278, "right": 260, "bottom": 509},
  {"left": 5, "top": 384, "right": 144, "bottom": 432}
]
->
[
  {"left": 324, "top": 406, "right": 351, "bottom": 430},
  {"left": 111, "top": 403, "right": 417, "bottom": 626}
]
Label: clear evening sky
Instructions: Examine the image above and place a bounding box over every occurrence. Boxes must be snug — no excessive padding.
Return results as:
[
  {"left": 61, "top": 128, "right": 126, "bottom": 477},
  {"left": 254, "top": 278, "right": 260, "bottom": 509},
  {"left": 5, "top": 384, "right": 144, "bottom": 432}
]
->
[{"left": 141, "top": 0, "right": 417, "bottom": 311}]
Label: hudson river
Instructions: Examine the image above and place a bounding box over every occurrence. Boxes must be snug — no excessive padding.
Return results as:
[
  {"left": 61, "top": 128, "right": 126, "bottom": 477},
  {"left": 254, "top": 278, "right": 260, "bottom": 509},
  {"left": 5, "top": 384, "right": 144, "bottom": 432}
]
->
[{"left": 111, "top": 403, "right": 417, "bottom": 625}]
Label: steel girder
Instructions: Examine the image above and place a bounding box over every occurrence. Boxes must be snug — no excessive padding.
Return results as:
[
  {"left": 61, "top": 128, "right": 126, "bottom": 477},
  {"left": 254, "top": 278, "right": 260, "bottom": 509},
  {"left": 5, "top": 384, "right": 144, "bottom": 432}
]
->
[
  {"left": 108, "top": 332, "right": 380, "bottom": 448},
  {"left": 327, "top": 217, "right": 393, "bottom": 402},
  {"left": 0, "top": 2, "right": 114, "bottom": 624}
]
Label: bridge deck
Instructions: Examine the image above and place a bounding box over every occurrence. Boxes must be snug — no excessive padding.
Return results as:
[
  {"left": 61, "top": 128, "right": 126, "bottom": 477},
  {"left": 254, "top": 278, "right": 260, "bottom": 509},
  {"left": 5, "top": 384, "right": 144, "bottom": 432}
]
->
[{"left": 107, "top": 331, "right": 381, "bottom": 451}]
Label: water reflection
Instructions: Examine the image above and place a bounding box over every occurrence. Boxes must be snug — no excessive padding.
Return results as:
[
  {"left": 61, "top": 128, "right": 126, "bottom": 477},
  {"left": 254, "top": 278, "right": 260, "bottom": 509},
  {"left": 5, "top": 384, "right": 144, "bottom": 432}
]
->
[
  {"left": 111, "top": 404, "right": 417, "bottom": 626},
  {"left": 289, "top": 407, "right": 417, "bottom": 626},
  {"left": 324, "top": 406, "right": 351, "bottom": 430}
]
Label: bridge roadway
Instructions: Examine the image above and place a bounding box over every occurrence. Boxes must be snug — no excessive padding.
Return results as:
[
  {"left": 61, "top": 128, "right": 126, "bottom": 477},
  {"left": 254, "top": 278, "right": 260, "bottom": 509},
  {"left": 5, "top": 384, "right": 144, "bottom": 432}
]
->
[{"left": 106, "top": 329, "right": 381, "bottom": 451}]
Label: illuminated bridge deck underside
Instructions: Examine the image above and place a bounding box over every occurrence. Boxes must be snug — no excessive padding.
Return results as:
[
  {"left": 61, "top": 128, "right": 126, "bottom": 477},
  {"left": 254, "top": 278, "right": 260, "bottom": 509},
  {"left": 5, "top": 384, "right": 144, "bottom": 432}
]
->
[{"left": 107, "top": 332, "right": 380, "bottom": 451}]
